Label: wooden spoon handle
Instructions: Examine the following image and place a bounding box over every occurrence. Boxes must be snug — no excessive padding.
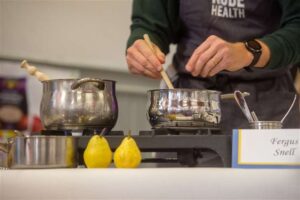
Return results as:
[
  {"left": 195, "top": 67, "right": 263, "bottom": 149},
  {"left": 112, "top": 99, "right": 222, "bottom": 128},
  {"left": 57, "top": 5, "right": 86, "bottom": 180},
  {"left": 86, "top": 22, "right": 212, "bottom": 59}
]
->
[
  {"left": 21, "top": 60, "right": 50, "bottom": 81},
  {"left": 143, "top": 34, "right": 174, "bottom": 89}
]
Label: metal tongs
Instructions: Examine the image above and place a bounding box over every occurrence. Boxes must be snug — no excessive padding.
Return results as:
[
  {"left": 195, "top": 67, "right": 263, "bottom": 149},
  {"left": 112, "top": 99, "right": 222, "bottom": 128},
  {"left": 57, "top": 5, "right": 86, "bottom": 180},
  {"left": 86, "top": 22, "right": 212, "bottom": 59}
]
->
[{"left": 234, "top": 90, "right": 256, "bottom": 122}]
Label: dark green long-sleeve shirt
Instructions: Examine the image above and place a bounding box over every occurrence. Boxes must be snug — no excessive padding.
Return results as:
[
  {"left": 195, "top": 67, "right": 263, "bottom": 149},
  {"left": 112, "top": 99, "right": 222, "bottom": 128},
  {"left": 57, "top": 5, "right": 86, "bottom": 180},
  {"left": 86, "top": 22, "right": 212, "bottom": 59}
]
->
[{"left": 127, "top": 0, "right": 300, "bottom": 69}]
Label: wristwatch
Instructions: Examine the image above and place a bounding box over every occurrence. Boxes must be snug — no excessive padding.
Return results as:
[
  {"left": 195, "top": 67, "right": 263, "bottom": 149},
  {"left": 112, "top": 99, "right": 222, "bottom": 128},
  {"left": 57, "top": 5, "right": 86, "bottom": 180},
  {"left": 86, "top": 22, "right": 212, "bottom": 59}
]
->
[{"left": 244, "top": 39, "right": 262, "bottom": 67}]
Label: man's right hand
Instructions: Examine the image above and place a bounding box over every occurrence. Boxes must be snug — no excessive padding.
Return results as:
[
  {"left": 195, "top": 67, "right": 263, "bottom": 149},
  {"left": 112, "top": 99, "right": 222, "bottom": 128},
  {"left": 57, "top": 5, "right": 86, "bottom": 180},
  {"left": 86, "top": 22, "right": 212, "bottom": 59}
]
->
[{"left": 126, "top": 39, "right": 165, "bottom": 79}]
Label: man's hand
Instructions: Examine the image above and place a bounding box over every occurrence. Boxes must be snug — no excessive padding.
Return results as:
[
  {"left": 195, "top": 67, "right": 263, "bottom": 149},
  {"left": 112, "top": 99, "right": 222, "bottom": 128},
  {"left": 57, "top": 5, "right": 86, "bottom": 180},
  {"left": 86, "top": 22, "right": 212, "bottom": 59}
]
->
[
  {"left": 126, "top": 39, "right": 165, "bottom": 79},
  {"left": 185, "top": 35, "right": 253, "bottom": 77}
]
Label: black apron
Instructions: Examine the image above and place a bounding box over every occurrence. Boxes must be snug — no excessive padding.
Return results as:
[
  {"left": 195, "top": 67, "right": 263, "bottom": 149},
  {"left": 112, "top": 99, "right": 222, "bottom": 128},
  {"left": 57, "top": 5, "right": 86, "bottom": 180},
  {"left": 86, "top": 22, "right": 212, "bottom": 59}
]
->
[{"left": 172, "top": 0, "right": 300, "bottom": 133}]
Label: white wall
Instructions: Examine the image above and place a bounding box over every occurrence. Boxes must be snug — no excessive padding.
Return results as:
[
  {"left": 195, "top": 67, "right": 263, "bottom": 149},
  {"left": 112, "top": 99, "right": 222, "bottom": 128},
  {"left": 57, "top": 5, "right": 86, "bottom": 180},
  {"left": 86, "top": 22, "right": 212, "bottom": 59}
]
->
[
  {"left": 0, "top": 0, "right": 176, "bottom": 132},
  {"left": 0, "top": 0, "right": 132, "bottom": 72},
  {"left": 0, "top": 0, "right": 3, "bottom": 51}
]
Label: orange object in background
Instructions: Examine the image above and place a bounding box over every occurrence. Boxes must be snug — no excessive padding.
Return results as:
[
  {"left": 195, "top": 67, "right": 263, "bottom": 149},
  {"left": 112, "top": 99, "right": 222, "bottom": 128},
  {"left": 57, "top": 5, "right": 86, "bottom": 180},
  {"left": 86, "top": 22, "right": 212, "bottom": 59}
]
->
[
  {"left": 17, "top": 115, "right": 28, "bottom": 130},
  {"left": 17, "top": 115, "right": 43, "bottom": 133},
  {"left": 31, "top": 116, "right": 43, "bottom": 132}
]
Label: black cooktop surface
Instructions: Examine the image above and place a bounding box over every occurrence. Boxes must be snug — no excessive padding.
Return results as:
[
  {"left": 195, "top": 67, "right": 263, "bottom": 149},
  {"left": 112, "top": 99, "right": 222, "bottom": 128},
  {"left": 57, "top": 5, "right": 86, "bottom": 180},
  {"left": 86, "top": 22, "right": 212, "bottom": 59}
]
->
[{"left": 41, "top": 128, "right": 232, "bottom": 167}]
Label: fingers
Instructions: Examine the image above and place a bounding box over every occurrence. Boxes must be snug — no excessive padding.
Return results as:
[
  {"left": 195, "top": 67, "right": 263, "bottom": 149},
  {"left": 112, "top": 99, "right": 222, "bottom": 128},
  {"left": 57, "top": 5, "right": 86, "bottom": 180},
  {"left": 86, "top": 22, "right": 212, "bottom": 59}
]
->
[
  {"left": 126, "top": 39, "right": 165, "bottom": 79},
  {"left": 143, "top": 70, "right": 162, "bottom": 79},
  {"left": 191, "top": 44, "right": 218, "bottom": 76},
  {"left": 207, "top": 61, "right": 225, "bottom": 77},
  {"left": 127, "top": 52, "right": 161, "bottom": 79},
  {"left": 129, "top": 63, "right": 161, "bottom": 79},
  {"left": 201, "top": 50, "right": 224, "bottom": 77},
  {"left": 127, "top": 53, "right": 145, "bottom": 74},
  {"left": 186, "top": 35, "right": 240, "bottom": 77},
  {"left": 134, "top": 40, "right": 162, "bottom": 71},
  {"left": 186, "top": 36, "right": 216, "bottom": 72},
  {"left": 130, "top": 66, "right": 161, "bottom": 79},
  {"left": 127, "top": 47, "right": 158, "bottom": 74}
]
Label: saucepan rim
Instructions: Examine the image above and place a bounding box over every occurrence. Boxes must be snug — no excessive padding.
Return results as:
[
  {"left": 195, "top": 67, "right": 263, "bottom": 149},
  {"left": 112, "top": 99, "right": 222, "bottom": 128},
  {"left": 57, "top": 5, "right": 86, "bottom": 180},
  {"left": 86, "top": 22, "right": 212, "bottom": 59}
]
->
[
  {"left": 41, "top": 78, "right": 116, "bottom": 83},
  {"left": 148, "top": 88, "right": 221, "bottom": 94}
]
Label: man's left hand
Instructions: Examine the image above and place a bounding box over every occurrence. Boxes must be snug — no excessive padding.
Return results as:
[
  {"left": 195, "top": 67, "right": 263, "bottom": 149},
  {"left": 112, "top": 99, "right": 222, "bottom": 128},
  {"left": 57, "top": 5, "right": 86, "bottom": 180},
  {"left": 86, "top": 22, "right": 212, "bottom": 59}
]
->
[{"left": 185, "top": 35, "right": 253, "bottom": 77}]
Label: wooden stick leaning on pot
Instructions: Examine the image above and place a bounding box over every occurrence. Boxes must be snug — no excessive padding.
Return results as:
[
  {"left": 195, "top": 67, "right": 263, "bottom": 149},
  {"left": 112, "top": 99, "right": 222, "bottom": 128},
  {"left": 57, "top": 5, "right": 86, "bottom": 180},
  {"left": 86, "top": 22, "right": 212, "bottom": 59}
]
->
[
  {"left": 21, "top": 60, "right": 50, "bottom": 82},
  {"left": 143, "top": 34, "right": 174, "bottom": 89}
]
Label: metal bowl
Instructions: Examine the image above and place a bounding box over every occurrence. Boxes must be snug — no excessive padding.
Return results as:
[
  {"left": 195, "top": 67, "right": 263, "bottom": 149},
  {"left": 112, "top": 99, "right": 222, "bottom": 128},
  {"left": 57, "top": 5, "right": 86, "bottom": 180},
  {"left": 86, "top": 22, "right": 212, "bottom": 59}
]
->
[{"left": 249, "top": 121, "right": 282, "bottom": 129}]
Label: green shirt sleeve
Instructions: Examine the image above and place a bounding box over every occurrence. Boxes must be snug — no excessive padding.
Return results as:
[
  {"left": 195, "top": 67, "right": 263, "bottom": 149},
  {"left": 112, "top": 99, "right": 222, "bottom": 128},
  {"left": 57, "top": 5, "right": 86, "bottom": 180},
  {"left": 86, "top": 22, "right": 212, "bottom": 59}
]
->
[
  {"left": 260, "top": 0, "right": 300, "bottom": 69},
  {"left": 126, "top": 0, "right": 180, "bottom": 54}
]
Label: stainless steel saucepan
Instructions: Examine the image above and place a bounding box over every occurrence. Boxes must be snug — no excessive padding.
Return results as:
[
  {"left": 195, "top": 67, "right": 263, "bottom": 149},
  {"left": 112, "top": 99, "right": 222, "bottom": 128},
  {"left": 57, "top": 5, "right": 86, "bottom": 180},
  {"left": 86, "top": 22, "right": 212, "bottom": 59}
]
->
[
  {"left": 147, "top": 89, "right": 248, "bottom": 128},
  {"left": 0, "top": 135, "right": 78, "bottom": 169},
  {"left": 20, "top": 61, "right": 118, "bottom": 131},
  {"left": 40, "top": 78, "right": 118, "bottom": 131}
]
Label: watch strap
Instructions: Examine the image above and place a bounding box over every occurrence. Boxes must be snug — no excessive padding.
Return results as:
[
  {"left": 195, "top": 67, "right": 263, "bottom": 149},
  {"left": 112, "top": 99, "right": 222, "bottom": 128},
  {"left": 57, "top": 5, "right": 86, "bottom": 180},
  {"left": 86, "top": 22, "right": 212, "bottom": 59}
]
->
[
  {"left": 245, "top": 40, "right": 262, "bottom": 69},
  {"left": 246, "top": 51, "right": 261, "bottom": 68}
]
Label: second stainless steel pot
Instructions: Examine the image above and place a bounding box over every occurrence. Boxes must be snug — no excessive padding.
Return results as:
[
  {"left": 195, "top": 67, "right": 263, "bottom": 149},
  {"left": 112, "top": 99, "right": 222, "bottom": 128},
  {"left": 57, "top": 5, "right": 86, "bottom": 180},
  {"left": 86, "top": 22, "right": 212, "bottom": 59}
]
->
[
  {"left": 0, "top": 136, "right": 77, "bottom": 169},
  {"left": 148, "top": 89, "right": 227, "bottom": 128},
  {"left": 40, "top": 78, "right": 118, "bottom": 130}
]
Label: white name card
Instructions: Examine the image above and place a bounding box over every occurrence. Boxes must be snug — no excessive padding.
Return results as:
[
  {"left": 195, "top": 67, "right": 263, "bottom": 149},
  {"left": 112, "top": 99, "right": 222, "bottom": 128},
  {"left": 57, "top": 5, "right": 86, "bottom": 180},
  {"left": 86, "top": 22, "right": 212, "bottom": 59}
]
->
[{"left": 232, "top": 129, "right": 300, "bottom": 168}]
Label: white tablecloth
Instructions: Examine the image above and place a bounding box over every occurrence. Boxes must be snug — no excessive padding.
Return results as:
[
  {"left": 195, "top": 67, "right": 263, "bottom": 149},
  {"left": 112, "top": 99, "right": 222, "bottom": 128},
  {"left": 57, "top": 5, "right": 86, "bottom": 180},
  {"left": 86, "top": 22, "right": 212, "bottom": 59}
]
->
[{"left": 1, "top": 168, "right": 299, "bottom": 200}]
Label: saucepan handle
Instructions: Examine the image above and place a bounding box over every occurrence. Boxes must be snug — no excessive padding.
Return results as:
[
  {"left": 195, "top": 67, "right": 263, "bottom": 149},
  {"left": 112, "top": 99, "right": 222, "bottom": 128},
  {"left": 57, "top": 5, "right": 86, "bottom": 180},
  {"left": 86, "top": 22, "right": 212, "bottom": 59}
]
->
[
  {"left": 71, "top": 78, "right": 105, "bottom": 90},
  {"left": 0, "top": 142, "right": 9, "bottom": 169},
  {"left": 220, "top": 92, "right": 250, "bottom": 100},
  {"left": 0, "top": 136, "right": 17, "bottom": 152},
  {"left": 0, "top": 143, "right": 8, "bottom": 153},
  {"left": 0, "top": 130, "right": 21, "bottom": 153}
]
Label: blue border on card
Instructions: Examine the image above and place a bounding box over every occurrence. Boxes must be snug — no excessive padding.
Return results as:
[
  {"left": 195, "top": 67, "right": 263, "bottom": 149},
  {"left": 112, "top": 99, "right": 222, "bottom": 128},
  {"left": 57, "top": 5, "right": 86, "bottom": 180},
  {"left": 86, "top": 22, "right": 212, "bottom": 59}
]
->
[
  {"left": 232, "top": 129, "right": 239, "bottom": 168},
  {"left": 231, "top": 129, "right": 300, "bottom": 169}
]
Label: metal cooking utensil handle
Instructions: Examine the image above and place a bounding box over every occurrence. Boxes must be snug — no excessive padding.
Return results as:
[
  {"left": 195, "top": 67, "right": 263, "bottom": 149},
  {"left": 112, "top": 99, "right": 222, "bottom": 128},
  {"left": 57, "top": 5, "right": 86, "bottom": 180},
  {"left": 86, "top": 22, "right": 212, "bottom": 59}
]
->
[
  {"left": 234, "top": 90, "right": 254, "bottom": 123},
  {"left": 0, "top": 142, "right": 9, "bottom": 169},
  {"left": 0, "top": 143, "right": 8, "bottom": 153},
  {"left": 71, "top": 78, "right": 105, "bottom": 90},
  {"left": 251, "top": 111, "right": 259, "bottom": 121},
  {"left": 0, "top": 138, "right": 14, "bottom": 153},
  {"left": 280, "top": 94, "right": 297, "bottom": 123}
]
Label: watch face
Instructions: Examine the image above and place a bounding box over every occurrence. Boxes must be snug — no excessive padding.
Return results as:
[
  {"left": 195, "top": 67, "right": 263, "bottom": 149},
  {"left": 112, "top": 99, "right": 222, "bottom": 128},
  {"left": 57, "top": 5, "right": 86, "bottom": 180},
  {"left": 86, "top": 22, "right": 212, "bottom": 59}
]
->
[{"left": 247, "top": 40, "right": 262, "bottom": 52}]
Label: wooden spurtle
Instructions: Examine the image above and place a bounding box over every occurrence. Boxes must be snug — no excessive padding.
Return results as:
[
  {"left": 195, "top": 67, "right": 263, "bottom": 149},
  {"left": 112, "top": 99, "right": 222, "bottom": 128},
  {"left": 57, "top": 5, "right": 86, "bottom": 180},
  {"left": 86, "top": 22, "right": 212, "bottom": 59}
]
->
[
  {"left": 21, "top": 60, "right": 50, "bottom": 81},
  {"left": 143, "top": 34, "right": 174, "bottom": 89}
]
